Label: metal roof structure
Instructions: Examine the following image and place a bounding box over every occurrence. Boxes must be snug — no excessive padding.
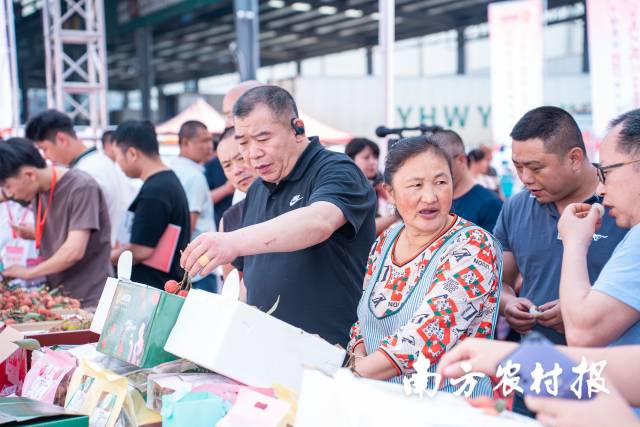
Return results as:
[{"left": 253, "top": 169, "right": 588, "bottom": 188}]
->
[{"left": 14, "top": 0, "right": 583, "bottom": 92}]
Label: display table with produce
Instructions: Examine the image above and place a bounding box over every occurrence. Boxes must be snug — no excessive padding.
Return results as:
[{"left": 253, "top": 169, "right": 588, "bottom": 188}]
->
[
  {"left": 0, "top": 282, "right": 84, "bottom": 327},
  {"left": 0, "top": 254, "right": 541, "bottom": 427}
]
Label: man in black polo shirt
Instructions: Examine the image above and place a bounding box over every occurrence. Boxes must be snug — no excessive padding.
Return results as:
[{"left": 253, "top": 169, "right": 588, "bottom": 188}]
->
[{"left": 182, "top": 86, "right": 377, "bottom": 347}]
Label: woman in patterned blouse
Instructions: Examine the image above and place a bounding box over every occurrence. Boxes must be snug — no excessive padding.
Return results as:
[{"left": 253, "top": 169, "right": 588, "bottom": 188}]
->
[{"left": 346, "top": 136, "right": 503, "bottom": 396}]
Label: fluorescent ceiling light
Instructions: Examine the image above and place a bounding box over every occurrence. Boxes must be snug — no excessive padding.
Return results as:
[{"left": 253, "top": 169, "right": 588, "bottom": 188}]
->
[
  {"left": 370, "top": 12, "right": 380, "bottom": 20},
  {"left": 318, "top": 5, "right": 337, "bottom": 15},
  {"left": 268, "top": 0, "right": 285, "bottom": 8},
  {"left": 291, "top": 2, "right": 312, "bottom": 11},
  {"left": 345, "top": 9, "right": 363, "bottom": 18}
]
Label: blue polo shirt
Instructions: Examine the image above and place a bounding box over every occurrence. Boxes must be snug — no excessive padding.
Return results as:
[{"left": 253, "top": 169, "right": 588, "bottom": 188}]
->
[
  {"left": 451, "top": 184, "right": 503, "bottom": 232},
  {"left": 235, "top": 137, "right": 377, "bottom": 347},
  {"left": 494, "top": 190, "right": 628, "bottom": 344}
]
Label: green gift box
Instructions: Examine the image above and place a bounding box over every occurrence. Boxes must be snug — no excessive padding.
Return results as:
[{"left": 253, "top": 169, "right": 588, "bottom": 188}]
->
[
  {"left": 97, "top": 280, "right": 184, "bottom": 368},
  {"left": 0, "top": 397, "right": 88, "bottom": 427}
]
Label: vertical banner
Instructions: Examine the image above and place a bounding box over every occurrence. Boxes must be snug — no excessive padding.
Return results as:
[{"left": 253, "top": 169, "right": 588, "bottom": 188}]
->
[
  {"left": 0, "top": 0, "right": 19, "bottom": 135},
  {"left": 587, "top": 0, "right": 640, "bottom": 137},
  {"left": 379, "top": 0, "right": 395, "bottom": 170},
  {"left": 488, "top": 0, "right": 543, "bottom": 145}
]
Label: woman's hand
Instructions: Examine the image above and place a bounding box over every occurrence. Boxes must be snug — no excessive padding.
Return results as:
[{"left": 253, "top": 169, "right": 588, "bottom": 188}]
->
[
  {"left": 525, "top": 384, "right": 639, "bottom": 427},
  {"left": 353, "top": 350, "right": 403, "bottom": 381},
  {"left": 352, "top": 341, "right": 367, "bottom": 358}
]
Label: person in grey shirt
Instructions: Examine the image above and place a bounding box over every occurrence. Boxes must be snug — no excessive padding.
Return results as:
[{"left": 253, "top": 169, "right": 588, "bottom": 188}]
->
[{"left": 494, "top": 106, "right": 628, "bottom": 345}]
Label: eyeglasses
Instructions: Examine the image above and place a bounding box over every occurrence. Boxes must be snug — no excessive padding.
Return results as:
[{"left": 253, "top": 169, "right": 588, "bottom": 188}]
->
[{"left": 593, "top": 159, "right": 640, "bottom": 184}]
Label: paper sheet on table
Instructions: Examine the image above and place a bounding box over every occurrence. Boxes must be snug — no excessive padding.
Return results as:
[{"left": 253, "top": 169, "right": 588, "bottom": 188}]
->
[{"left": 295, "top": 369, "right": 543, "bottom": 427}]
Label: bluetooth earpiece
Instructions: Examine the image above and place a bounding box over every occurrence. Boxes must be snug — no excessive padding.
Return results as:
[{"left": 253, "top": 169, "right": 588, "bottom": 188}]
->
[{"left": 291, "top": 118, "right": 305, "bottom": 136}]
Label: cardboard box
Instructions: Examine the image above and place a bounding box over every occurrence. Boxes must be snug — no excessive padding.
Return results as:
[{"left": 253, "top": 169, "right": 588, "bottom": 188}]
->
[
  {"left": 164, "top": 289, "right": 345, "bottom": 391},
  {"left": 146, "top": 373, "right": 237, "bottom": 412},
  {"left": 2, "top": 309, "right": 92, "bottom": 337},
  {"left": 0, "top": 327, "right": 27, "bottom": 396}
]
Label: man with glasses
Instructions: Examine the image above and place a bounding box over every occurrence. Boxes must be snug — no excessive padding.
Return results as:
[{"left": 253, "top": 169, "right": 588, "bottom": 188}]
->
[
  {"left": 493, "top": 106, "right": 628, "bottom": 416},
  {"left": 557, "top": 109, "right": 640, "bottom": 350},
  {"left": 431, "top": 129, "right": 503, "bottom": 232}
]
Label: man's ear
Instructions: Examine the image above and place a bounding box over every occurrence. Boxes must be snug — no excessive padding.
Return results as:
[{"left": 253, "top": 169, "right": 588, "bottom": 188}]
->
[
  {"left": 291, "top": 118, "right": 306, "bottom": 141},
  {"left": 55, "top": 131, "right": 69, "bottom": 148},
  {"left": 383, "top": 182, "right": 395, "bottom": 205},
  {"left": 567, "top": 146, "right": 585, "bottom": 170},
  {"left": 126, "top": 146, "right": 139, "bottom": 161},
  {"left": 22, "top": 166, "right": 38, "bottom": 183}
]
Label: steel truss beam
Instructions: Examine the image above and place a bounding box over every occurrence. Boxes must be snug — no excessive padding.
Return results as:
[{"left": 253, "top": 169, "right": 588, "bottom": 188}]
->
[{"left": 43, "top": 0, "right": 108, "bottom": 133}]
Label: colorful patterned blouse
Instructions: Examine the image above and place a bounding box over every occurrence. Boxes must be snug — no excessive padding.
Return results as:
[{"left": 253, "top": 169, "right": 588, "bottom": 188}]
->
[{"left": 348, "top": 215, "right": 501, "bottom": 376}]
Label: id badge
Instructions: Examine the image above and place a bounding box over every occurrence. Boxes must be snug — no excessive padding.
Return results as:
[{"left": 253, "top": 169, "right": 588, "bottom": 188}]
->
[{"left": 1, "top": 242, "right": 27, "bottom": 269}]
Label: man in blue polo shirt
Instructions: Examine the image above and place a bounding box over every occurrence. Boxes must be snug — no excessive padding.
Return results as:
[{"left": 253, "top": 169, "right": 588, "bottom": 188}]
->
[
  {"left": 494, "top": 106, "right": 628, "bottom": 344},
  {"left": 495, "top": 106, "right": 628, "bottom": 417},
  {"left": 181, "top": 85, "right": 376, "bottom": 347},
  {"left": 558, "top": 109, "right": 640, "bottom": 348}
]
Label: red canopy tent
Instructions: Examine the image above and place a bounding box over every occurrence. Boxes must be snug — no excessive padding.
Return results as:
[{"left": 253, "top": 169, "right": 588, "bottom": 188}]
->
[
  {"left": 155, "top": 97, "right": 351, "bottom": 146},
  {"left": 299, "top": 111, "right": 352, "bottom": 145},
  {"left": 156, "top": 97, "right": 226, "bottom": 144}
]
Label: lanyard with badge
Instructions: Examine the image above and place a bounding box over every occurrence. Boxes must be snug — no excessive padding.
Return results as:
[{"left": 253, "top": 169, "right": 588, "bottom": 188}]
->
[
  {"left": 35, "top": 167, "right": 58, "bottom": 251},
  {"left": 6, "top": 203, "right": 30, "bottom": 239}
]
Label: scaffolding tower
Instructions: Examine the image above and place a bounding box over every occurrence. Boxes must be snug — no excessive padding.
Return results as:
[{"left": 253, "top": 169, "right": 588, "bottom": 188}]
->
[{"left": 42, "top": 0, "right": 108, "bottom": 135}]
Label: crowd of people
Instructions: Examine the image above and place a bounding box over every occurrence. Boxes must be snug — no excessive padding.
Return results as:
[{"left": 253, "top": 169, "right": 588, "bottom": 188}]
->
[{"left": 0, "top": 82, "right": 639, "bottom": 426}]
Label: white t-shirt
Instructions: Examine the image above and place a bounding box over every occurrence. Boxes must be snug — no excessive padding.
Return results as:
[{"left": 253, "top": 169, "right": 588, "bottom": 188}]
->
[
  {"left": 170, "top": 156, "right": 216, "bottom": 238},
  {"left": 232, "top": 189, "right": 246, "bottom": 205},
  {"left": 75, "top": 149, "right": 133, "bottom": 244},
  {"left": 0, "top": 201, "right": 38, "bottom": 266}
]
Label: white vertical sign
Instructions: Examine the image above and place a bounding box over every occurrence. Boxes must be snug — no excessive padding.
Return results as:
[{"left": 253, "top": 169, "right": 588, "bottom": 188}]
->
[
  {"left": 0, "top": 0, "right": 19, "bottom": 135},
  {"left": 489, "top": 0, "right": 543, "bottom": 145},
  {"left": 379, "top": 0, "right": 395, "bottom": 169},
  {"left": 587, "top": 0, "right": 640, "bottom": 137}
]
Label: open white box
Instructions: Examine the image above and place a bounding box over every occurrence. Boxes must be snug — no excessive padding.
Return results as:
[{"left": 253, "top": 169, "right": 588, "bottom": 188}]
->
[
  {"left": 90, "top": 251, "right": 133, "bottom": 335},
  {"left": 164, "top": 271, "right": 345, "bottom": 391}
]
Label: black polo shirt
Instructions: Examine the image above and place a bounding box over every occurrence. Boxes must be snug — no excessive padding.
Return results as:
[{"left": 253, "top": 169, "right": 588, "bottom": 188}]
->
[{"left": 235, "top": 137, "right": 376, "bottom": 347}]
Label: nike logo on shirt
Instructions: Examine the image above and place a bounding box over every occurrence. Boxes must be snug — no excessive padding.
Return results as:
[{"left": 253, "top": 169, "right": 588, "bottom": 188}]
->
[{"left": 289, "top": 194, "right": 304, "bottom": 207}]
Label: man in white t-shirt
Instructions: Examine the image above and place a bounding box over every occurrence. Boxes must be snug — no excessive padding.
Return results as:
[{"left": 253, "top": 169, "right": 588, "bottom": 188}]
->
[{"left": 25, "top": 110, "right": 130, "bottom": 245}]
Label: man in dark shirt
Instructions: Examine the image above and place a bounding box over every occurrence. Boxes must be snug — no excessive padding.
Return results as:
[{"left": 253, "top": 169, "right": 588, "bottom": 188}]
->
[
  {"left": 182, "top": 86, "right": 377, "bottom": 347},
  {"left": 204, "top": 151, "right": 233, "bottom": 226},
  {"left": 110, "top": 120, "right": 190, "bottom": 289},
  {"left": 431, "top": 129, "right": 503, "bottom": 232}
]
